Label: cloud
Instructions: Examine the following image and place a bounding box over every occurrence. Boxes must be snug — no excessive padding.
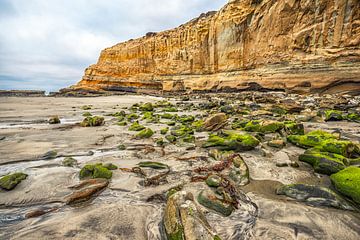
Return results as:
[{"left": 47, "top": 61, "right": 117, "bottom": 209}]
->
[{"left": 0, "top": 0, "right": 226, "bottom": 92}]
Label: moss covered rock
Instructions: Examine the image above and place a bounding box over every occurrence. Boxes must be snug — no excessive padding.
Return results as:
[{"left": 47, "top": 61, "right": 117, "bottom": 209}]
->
[
  {"left": 315, "top": 139, "right": 360, "bottom": 158},
  {"left": 283, "top": 121, "right": 304, "bottom": 135},
  {"left": 160, "top": 127, "right": 169, "bottom": 135},
  {"left": 166, "top": 135, "right": 177, "bottom": 143},
  {"left": 324, "top": 110, "right": 343, "bottom": 121},
  {"left": 206, "top": 175, "right": 222, "bottom": 187},
  {"left": 128, "top": 121, "right": 145, "bottom": 131},
  {"left": 229, "top": 154, "right": 250, "bottom": 186},
  {"left": 276, "top": 183, "right": 354, "bottom": 210},
  {"left": 197, "top": 189, "right": 234, "bottom": 216},
  {"left": 62, "top": 157, "right": 78, "bottom": 167},
  {"left": 244, "top": 120, "right": 284, "bottom": 133},
  {"left": 103, "top": 163, "right": 118, "bottom": 170},
  {"left": 48, "top": 116, "right": 60, "bottom": 124},
  {"left": 345, "top": 112, "right": 360, "bottom": 122},
  {"left": 126, "top": 113, "right": 139, "bottom": 121},
  {"left": 137, "top": 161, "right": 169, "bottom": 169},
  {"left": 81, "top": 116, "right": 105, "bottom": 127},
  {"left": 170, "top": 125, "right": 194, "bottom": 137},
  {"left": 299, "top": 148, "right": 348, "bottom": 175},
  {"left": 139, "top": 102, "right": 154, "bottom": 112},
  {"left": 135, "top": 128, "right": 154, "bottom": 139},
  {"left": 0, "top": 172, "right": 28, "bottom": 190},
  {"left": 203, "top": 131, "right": 259, "bottom": 152},
  {"left": 79, "top": 164, "right": 112, "bottom": 179},
  {"left": 191, "top": 120, "right": 204, "bottom": 132},
  {"left": 287, "top": 130, "right": 338, "bottom": 149},
  {"left": 330, "top": 166, "right": 360, "bottom": 204}
]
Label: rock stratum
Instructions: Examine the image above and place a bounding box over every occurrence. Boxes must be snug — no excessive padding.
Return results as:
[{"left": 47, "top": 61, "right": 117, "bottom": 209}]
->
[{"left": 72, "top": 0, "right": 360, "bottom": 94}]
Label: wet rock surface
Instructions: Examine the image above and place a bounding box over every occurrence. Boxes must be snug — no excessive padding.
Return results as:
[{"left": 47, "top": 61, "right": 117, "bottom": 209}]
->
[{"left": 0, "top": 93, "right": 360, "bottom": 239}]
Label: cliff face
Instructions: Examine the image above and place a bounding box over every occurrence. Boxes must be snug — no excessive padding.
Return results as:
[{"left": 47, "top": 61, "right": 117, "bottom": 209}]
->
[{"left": 74, "top": 0, "right": 360, "bottom": 94}]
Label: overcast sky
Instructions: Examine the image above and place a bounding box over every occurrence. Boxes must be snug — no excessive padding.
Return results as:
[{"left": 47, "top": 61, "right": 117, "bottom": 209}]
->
[{"left": 0, "top": 0, "right": 226, "bottom": 92}]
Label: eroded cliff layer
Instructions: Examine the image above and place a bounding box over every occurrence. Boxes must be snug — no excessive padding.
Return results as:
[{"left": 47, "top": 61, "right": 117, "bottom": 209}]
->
[{"left": 74, "top": 0, "right": 360, "bottom": 94}]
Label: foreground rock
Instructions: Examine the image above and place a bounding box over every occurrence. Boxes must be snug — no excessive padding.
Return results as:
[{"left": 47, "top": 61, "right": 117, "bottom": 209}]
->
[
  {"left": 65, "top": 178, "right": 109, "bottom": 204},
  {"left": 276, "top": 184, "right": 354, "bottom": 210},
  {"left": 203, "top": 131, "right": 259, "bottom": 152},
  {"left": 164, "top": 191, "right": 220, "bottom": 240},
  {"left": 0, "top": 172, "right": 28, "bottom": 190},
  {"left": 330, "top": 167, "right": 360, "bottom": 205}
]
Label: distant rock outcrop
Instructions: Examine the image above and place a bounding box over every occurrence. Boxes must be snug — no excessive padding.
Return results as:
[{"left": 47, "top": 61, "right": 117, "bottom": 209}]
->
[
  {"left": 0, "top": 90, "right": 46, "bottom": 97},
  {"left": 72, "top": 0, "right": 360, "bottom": 94}
]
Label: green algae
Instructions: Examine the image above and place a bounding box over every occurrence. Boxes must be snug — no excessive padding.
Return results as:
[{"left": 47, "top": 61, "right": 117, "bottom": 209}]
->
[
  {"left": 128, "top": 121, "right": 145, "bottom": 131},
  {"left": 79, "top": 163, "right": 112, "bottom": 179},
  {"left": 330, "top": 166, "right": 360, "bottom": 204},
  {"left": 0, "top": 172, "right": 28, "bottom": 190},
  {"left": 81, "top": 116, "right": 105, "bottom": 127},
  {"left": 135, "top": 128, "right": 154, "bottom": 139}
]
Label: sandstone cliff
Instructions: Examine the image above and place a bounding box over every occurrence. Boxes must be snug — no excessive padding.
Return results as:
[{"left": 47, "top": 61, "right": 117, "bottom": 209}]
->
[{"left": 73, "top": 0, "right": 360, "bottom": 94}]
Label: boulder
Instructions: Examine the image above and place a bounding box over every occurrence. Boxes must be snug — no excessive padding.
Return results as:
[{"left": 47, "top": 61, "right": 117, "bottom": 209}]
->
[
  {"left": 0, "top": 172, "right": 28, "bottom": 190},
  {"left": 80, "top": 116, "right": 105, "bottom": 127},
  {"left": 65, "top": 178, "right": 109, "bottom": 204},
  {"left": 203, "top": 113, "right": 227, "bottom": 131},
  {"left": 197, "top": 189, "right": 234, "bottom": 216},
  {"left": 330, "top": 166, "right": 360, "bottom": 204},
  {"left": 203, "top": 131, "right": 259, "bottom": 152}
]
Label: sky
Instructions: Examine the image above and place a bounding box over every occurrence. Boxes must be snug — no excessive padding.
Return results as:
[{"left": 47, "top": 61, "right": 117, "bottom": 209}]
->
[{"left": 0, "top": 0, "right": 226, "bottom": 92}]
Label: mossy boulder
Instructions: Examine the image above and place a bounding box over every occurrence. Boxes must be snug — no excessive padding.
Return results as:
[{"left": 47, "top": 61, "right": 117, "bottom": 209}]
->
[
  {"left": 111, "top": 111, "right": 125, "bottom": 117},
  {"left": 299, "top": 148, "right": 348, "bottom": 175},
  {"left": 135, "top": 128, "right": 154, "bottom": 139},
  {"left": 203, "top": 113, "right": 227, "bottom": 131},
  {"left": 166, "top": 121, "right": 176, "bottom": 126},
  {"left": 177, "top": 115, "right": 195, "bottom": 124},
  {"left": 203, "top": 131, "right": 260, "bottom": 152},
  {"left": 345, "top": 112, "right": 360, "bottom": 122},
  {"left": 62, "top": 157, "right": 78, "bottom": 167},
  {"left": 197, "top": 189, "right": 234, "bottom": 216},
  {"left": 82, "top": 112, "right": 92, "bottom": 117},
  {"left": 163, "top": 106, "right": 178, "bottom": 112},
  {"left": 330, "top": 166, "right": 360, "bottom": 204},
  {"left": 142, "top": 112, "right": 159, "bottom": 123},
  {"left": 315, "top": 139, "right": 360, "bottom": 158},
  {"left": 161, "top": 113, "right": 175, "bottom": 119},
  {"left": 191, "top": 120, "right": 204, "bottom": 132},
  {"left": 283, "top": 121, "right": 304, "bottom": 135},
  {"left": 138, "top": 161, "right": 169, "bottom": 169},
  {"left": 79, "top": 164, "right": 112, "bottom": 179},
  {"left": 48, "top": 116, "right": 60, "bottom": 124},
  {"left": 287, "top": 130, "right": 338, "bottom": 149},
  {"left": 0, "top": 172, "right": 28, "bottom": 190},
  {"left": 166, "top": 135, "right": 177, "bottom": 143},
  {"left": 117, "top": 121, "right": 127, "bottom": 126},
  {"left": 170, "top": 125, "right": 194, "bottom": 137},
  {"left": 103, "top": 163, "right": 118, "bottom": 170},
  {"left": 160, "top": 127, "right": 169, "bottom": 135},
  {"left": 81, "top": 105, "right": 92, "bottom": 110},
  {"left": 324, "top": 110, "right": 343, "bottom": 121},
  {"left": 128, "top": 121, "right": 145, "bottom": 131},
  {"left": 126, "top": 113, "right": 139, "bottom": 121},
  {"left": 276, "top": 183, "right": 354, "bottom": 210},
  {"left": 139, "top": 102, "right": 154, "bottom": 112},
  {"left": 81, "top": 116, "right": 105, "bottom": 127},
  {"left": 244, "top": 120, "right": 284, "bottom": 133},
  {"left": 206, "top": 175, "right": 222, "bottom": 187}
]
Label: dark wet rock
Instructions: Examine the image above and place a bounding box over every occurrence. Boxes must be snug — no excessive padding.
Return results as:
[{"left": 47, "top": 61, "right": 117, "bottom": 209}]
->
[
  {"left": 267, "top": 139, "right": 286, "bottom": 148},
  {"left": 203, "top": 131, "right": 259, "bottom": 152},
  {"left": 81, "top": 116, "right": 105, "bottom": 127},
  {"left": 276, "top": 162, "right": 289, "bottom": 167},
  {"left": 65, "top": 178, "right": 109, "bottom": 204},
  {"left": 299, "top": 148, "right": 348, "bottom": 175},
  {"left": 48, "top": 116, "right": 61, "bottom": 124},
  {"left": 79, "top": 164, "right": 113, "bottom": 179},
  {"left": 330, "top": 166, "right": 360, "bottom": 204},
  {"left": 0, "top": 136, "right": 5, "bottom": 141},
  {"left": 0, "top": 172, "right": 28, "bottom": 190},
  {"left": 155, "top": 138, "right": 165, "bottom": 146},
  {"left": 128, "top": 121, "right": 145, "bottom": 131},
  {"left": 203, "top": 113, "right": 227, "bottom": 131},
  {"left": 135, "top": 128, "right": 154, "bottom": 139},
  {"left": 137, "top": 161, "right": 169, "bottom": 169},
  {"left": 164, "top": 191, "right": 219, "bottom": 240},
  {"left": 62, "top": 157, "right": 78, "bottom": 167},
  {"left": 276, "top": 184, "right": 354, "bottom": 210},
  {"left": 197, "top": 189, "right": 234, "bottom": 216}
]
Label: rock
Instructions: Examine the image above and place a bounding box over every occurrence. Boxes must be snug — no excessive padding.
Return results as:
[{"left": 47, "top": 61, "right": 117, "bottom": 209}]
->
[
  {"left": 170, "top": 125, "right": 194, "bottom": 137},
  {"left": 160, "top": 127, "right": 169, "bottom": 135},
  {"left": 345, "top": 112, "right": 360, "bottom": 122},
  {"left": 229, "top": 154, "right": 249, "bottom": 186},
  {"left": 103, "top": 163, "right": 118, "bottom": 170},
  {"left": 73, "top": 1, "right": 360, "bottom": 94},
  {"left": 166, "top": 135, "right": 177, "bottom": 143},
  {"left": 137, "top": 161, "right": 169, "bottom": 169},
  {"left": 117, "top": 121, "right": 127, "bottom": 126},
  {"left": 139, "top": 102, "right": 154, "bottom": 112},
  {"left": 299, "top": 148, "right": 348, "bottom": 175},
  {"left": 314, "top": 139, "right": 360, "bottom": 158},
  {"left": 267, "top": 139, "right": 285, "bottom": 148},
  {"left": 65, "top": 178, "right": 109, "bottom": 204},
  {"left": 128, "top": 121, "right": 145, "bottom": 131},
  {"left": 126, "top": 113, "right": 139, "bottom": 121},
  {"left": 48, "top": 116, "right": 60, "bottom": 124},
  {"left": 197, "top": 189, "right": 234, "bottom": 216},
  {"left": 81, "top": 105, "right": 92, "bottom": 110},
  {"left": 82, "top": 112, "right": 92, "bottom": 117},
  {"left": 244, "top": 120, "right": 284, "bottom": 133},
  {"left": 203, "top": 113, "right": 227, "bottom": 131},
  {"left": 283, "top": 122, "right": 305, "bottom": 135},
  {"left": 62, "top": 157, "right": 78, "bottom": 167},
  {"left": 276, "top": 184, "right": 354, "bottom": 210},
  {"left": 164, "top": 191, "right": 219, "bottom": 240},
  {"left": 203, "top": 131, "right": 259, "bottom": 152},
  {"left": 206, "top": 175, "right": 222, "bottom": 187},
  {"left": 118, "top": 144, "right": 126, "bottom": 150},
  {"left": 79, "top": 164, "right": 112, "bottom": 179},
  {"left": 330, "top": 166, "right": 360, "bottom": 204},
  {"left": 220, "top": 105, "right": 234, "bottom": 114},
  {"left": 192, "top": 120, "right": 204, "bottom": 132},
  {"left": 0, "top": 172, "right": 28, "bottom": 190},
  {"left": 324, "top": 110, "right": 343, "bottom": 121},
  {"left": 287, "top": 130, "right": 338, "bottom": 149},
  {"left": 80, "top": 116, "right": 105, "bottom": 127},
  {"left": 135, "top": 128, "right": 154, "bottom": 139},
  {"left": 42, "top": 150, "right": 58, "bottom": 159}
]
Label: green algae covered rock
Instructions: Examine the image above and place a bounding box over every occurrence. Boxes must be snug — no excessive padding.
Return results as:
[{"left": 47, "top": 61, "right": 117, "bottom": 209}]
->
[
  {"left": 82, "top": 112, "right": 92, "bottom": 117},
  {"left": 330, "top": 166, "right": 360, "bottom": 204},
  {"left": 244, "top": 120, "right": 284, "bottom": 133},
  {"left": 299, "top": 148, "right": 348, "bottom": 175},
  {"left": 170, "top": 125, "right": 194, "bottom": 137},
  {"left": 287, "top": 130, "right": 338, "bottom": 149},
  {"left": 177, "top": 115, "right": 195, "bottom": 124},
  {"left": 206, "top": 175, "right": 222, "bottom": 187},
  {"left": 139, "top": 102, "right": 154, "bottom": 112},
  {"left": 126, "top": 113, "right": 139, "bottom": 121},
  {"left": 160, "top": 127, "right": 169, "bottom": 135},
  {"left": 0, "top": 172, "right": 28, "bottom": 190},
  {"left": 283, "top": 121, "right": 304, "bottom": 135},
  {"left": 315, "top": 139, "right": 360, "bottom": 158},
  {"left": 79, "top": 164, "right": 112, "bottom": 179},
  {"left": 276, "top": 183, "right": 354, "bottom": 210},
  {"left": 166, "top": 135, "right": 177, "bottom": 143},
  {"left": 229, "top": 154, "right": 250, "bottom": 186},
  {"left": 191, "top": 120, "right": 204, "bottom": 132},
  {"left": 81, "top": 116, "right": 105, "bottom": 127},
  {"left": 128, "top": 121, "right": 145, "bottom": 131},
  {"left": 203, "top": 131, "right": 259, "bottom": 152},
  {"left": 324, "top": 110, "right": 343, "bottom": 121},
  {"left": 135, "top": 128, "right": 154, "bottom": 139},
  {"left": 345, "top": 112, "right": 360, "bottom": 122},
  {"left": 48, "top": 116, "right": 61, "bottom": 124},
  {"left": 62, "top": 157, "right": 78, "bottom": 167},
  {"left": 117, "top": 121, "right": 127, "bottom": 126},
  {"left": 103, "top": 163, "right": 118, "bottom": 170},
  {"left": 197, "top": 189, "right": 234, "bottom": 216},
  {"left": 137, "top": 161, "right": 169, "bottom": 169}
]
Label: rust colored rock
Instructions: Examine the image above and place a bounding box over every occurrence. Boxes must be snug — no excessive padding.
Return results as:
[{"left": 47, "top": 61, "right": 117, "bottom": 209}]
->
[
  {"left": 65, "top": 178, "right": 109, "bottom": 204},
  {"left": 71, "top": 0, "right": 360, "bottom": 94},
  {"left": 25, "top": 208, "right": 58, "bottom": 218},
  {"left": 203, "top": 113, "right": 227, "bottom": 131}
]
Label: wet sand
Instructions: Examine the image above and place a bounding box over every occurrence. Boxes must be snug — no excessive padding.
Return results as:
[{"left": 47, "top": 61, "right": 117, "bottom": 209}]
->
[{"left": 0, "top": 95, "right": 359, "bottom": 239}]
